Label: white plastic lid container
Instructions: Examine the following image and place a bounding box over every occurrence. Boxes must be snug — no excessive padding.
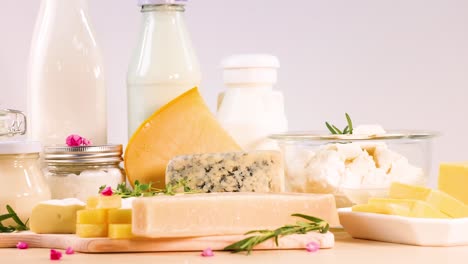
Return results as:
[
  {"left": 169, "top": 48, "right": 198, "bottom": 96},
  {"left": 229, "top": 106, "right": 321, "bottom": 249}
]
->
[
  {"left": 217, "top": 54, "right": 288, "bottom": 150},
  {"left": 222, "top": 54, "right": 280, "bottom": 86}
]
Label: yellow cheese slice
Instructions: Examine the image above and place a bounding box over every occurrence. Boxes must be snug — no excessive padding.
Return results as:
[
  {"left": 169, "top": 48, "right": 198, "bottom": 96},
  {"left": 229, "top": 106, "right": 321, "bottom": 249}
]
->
[
  {"left": 76, "top": 224, "right": 108, "bottom": 238},
  {"left": 367, "top": 198, "right": 449, "bottom": 218},
  {"left": 389, "top": 182, "right": 468, "bottom": 218},
  {"left": 132, "top": 193, "right": 339, "bottom": 238},
  {"left": 77, "top": 209, "right": 108, "bottom": 224},
  {"left": 108, "top": 224, "right": 134, "bottom": 239},
  {"left": 439, "top": 163, "right": 468, "bottom": 205},
  {"left": 124, "top": 87, "right": 241, "bottom": 189},
  {"left": 352, "top": 203, "right": 412, "bottom": 216}
]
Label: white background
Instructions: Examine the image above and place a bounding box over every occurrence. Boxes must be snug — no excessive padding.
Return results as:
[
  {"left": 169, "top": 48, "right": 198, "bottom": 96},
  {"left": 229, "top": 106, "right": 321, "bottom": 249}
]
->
[{"left": 1, "top": 0, "right": 467, "bottom": 184}]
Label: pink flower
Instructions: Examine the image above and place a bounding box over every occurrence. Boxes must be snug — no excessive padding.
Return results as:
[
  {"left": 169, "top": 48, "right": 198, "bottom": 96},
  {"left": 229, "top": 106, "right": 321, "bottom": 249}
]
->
[
  {"left": 66, "top": 134, "right": 92, "bottom": 147},
  {"left": 101, "top": 186, "right": 113, "bottom": 196},
  {"left": 65, "top": 247, "right": 74, "bottom": 255},
  {"left": 66, "top": 134, "right": 83, "bottom": 146},
  {"left": 82, "top": 138, "right": 92, "bottom": 146},
  {"left": 305, "top": 241, "right": 320, "bottom": 253},
  {"left": 50, "top": 249, "right": 62, "bottom": 260},
  {"left": 201, "top": 247, "right": 214, "bottom": 257},
  {"left": 16, "top": 241, "right": 28, "bottom": 249}
]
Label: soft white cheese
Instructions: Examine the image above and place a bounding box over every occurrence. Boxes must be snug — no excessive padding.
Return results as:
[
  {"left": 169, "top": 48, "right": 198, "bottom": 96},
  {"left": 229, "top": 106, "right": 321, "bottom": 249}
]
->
[
  {"left": 284, "top": 127, "right": 425, "bottom": 207},
  {"left": 353, "top": 124, "right": 386, "bottom": 135}
]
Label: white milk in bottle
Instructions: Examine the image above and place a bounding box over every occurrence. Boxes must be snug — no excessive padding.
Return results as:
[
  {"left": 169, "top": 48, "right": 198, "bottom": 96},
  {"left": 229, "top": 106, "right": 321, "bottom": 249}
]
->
[
  {"left": 28, "top": 0, "right": 107, "bottom": 146},
  {"left": 127, "top": 0, "right": 201, "bottom": 137}
]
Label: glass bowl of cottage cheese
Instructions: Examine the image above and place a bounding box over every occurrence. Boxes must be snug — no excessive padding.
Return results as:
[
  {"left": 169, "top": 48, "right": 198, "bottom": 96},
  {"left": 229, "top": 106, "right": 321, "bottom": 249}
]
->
[{"left": 270, "top": 125, "right": 437, "bottom": 208}]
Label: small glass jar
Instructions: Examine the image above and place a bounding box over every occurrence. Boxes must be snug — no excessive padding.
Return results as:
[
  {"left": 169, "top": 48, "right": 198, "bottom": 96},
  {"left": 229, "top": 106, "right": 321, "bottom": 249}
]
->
[
  {"left": 0, "top": 109, "right": 27, "bottom": 140},
  {"left": 0, "top": 141, "right": 51, "bottom": 225},
  {"left": 44, "top": 145, "right": 125, "bottom": 201}
]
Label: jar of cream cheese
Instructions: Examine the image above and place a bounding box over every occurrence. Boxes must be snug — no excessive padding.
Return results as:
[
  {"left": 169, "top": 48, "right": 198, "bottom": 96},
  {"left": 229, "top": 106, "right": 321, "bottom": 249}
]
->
[
  {"left": 44, "top": 145, "right": 125, "bottom": 201},
  {"left": 0, "top": 141, "right": 51, "bottom": 224}
]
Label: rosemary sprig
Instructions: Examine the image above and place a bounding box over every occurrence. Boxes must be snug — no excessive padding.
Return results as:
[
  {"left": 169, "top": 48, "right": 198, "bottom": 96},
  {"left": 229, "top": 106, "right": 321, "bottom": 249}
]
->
[
  {"left": 99, "top": 179, "right": 198, "bottom": 198},
  {"left": 224, "top": 214, "right": 329, "bottom": 254},
  {"left": 0, "top": 205, "right": 29, "bottom": 233},
  {"left": 325, "top": 113, "right": 353, "bottom": 135}
]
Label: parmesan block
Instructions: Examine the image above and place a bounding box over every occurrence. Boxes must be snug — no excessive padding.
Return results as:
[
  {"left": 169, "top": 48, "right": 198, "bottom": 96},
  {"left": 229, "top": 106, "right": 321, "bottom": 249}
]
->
[
  {"left": 132, "top": 193, "right": 339, "bottom": 238},
  {"left": 166, "top": 151, "right": 285, "bottom": 193}
]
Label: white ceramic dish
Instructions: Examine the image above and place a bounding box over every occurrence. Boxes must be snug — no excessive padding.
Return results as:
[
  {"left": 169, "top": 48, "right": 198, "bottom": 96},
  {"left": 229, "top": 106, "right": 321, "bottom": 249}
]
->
[{"left": 338, "top": 208, "right": 468, "bottom": 246}]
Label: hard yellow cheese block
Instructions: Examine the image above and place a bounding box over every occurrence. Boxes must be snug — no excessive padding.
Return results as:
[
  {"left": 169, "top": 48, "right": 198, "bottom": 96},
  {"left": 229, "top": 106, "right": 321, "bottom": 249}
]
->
[
  {"left": 77, "top": 196, "right": 133, "bottom": 238},
  {"left": 132, "top": 193, "right": 339, "bottom": 238},
  {"left": 86, "top": 196, "right": 122, "bottom": 209},
  {"left": 30, "top": 199, "right": 85, "bottom": 234},
  {"left": 108, "top": 209, "right": 132, "bottom": 224},
  {"left": 366, "top": 198, "right": 449, "bottom": 218},
  {"left": 124, "top": 87, "right": 241, "bottom": 189},
  {"left": 76, "top": 224, "right": 108, "bottom": 238},
  {"left": 77, "top": 209, "right": 108, "bottom": 224},
  {"left": 389, "top": 182, "right": 468, "bottom": 218},
  {"left": 439, "top": 162, "right": 468, "bottom": 205},
  {"left": 108, "top": 224, "right": 134, "bottom": 239}
]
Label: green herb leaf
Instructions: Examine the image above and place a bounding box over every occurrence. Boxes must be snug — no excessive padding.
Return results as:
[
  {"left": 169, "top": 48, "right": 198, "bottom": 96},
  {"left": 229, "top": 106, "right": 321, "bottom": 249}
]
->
[
  {"left": 345, "top": 113, "right": 353, "bottom": 134},
  {"left": 224, "top": 214, "right": 329, "bottom": 254},
  {"left": 0, "top": 205, "right": 29, "bottom": 233},
  {"left": 325, "top": 113, "right": 354, "bottom": 135},
  {"left": 6, "top": 205, "right": 26, "bottom": 227},
  {"left": 99, "top": 179, "right": 199, "bottom": 198},
  {"left": 0, "top": 214, "right": 13, "bottom": 222},
  {"left": 332, "top": 125, "right": 343, "bottom": 134},
  {"left": 325, "top": 122, "right": 337, "bottom": 134}
]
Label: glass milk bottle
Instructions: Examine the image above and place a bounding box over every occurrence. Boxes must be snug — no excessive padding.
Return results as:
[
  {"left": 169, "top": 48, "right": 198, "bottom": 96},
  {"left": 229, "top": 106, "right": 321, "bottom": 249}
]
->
[
  {"left": 217, "top": 54, "right": 288, "bottom": 150},
  {"left": 28, "top": 0, "right": 107, "bottom": 146},
  {"left": 127, "top": 0, "right": 201, "bottom": 137}
]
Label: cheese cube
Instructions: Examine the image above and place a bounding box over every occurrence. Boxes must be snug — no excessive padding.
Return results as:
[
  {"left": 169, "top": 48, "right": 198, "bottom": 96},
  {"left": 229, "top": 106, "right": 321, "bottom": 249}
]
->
[
  {"left": 30, "top": 199, "right": 85, "bottom": 234},
  {"left": 439, "top": 163, "right": 468, "bottom": 204},
  {"left": 108, "top": 224, "right": 134, "bottom": 239},
  {"left": 389, "top": 182, "right": 468, "bottom": 218},
  {"left": 108, "top": 209, "right": 132, "bottom": 224},
  {"left": 76, "top": 224, "right": 108, "bottom": 238},
  {"left": 132, "top": 193, "right": 339, "bottom": 238},
  {"left": 366, "top": 198, "right": 449, "bottom": 218},
  {"left": 77, "top": 209, "right": 108, "bottom": 224},
  {"left": 165, "top": 151, "right": 285, "bottom": 193},
  {"left": 86, "top": 196, "right": 122, "bottom": 209}
]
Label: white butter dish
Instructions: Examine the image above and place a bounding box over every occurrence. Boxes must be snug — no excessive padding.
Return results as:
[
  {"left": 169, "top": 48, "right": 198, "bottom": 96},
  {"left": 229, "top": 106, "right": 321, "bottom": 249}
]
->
[{"left": 338, "top": 208, "right": 468, "bottom": 246}]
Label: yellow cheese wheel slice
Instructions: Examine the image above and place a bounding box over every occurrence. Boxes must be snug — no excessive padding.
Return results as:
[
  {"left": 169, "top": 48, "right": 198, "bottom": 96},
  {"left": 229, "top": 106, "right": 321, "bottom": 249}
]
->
[{"left": 124, "top": 87, "right": 241, "bottom": 188}]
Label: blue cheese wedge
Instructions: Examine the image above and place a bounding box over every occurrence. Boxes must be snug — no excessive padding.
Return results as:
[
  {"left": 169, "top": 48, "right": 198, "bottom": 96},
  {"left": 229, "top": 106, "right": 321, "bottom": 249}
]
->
[{"left": 165, "top": 151, "right": 285, "bottom": 192}]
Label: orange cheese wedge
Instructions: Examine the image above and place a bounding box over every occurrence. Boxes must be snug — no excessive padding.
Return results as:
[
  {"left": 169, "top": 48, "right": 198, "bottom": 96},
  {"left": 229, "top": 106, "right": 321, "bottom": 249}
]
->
[{"left": 124, "top": 87, "right": 241, "bottom": 188}]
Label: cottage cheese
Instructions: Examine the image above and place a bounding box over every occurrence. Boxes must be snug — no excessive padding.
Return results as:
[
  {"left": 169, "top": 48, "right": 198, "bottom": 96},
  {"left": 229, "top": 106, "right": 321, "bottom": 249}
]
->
[{"left": 283, "top": 125, "right": 425, "bottom": 207}]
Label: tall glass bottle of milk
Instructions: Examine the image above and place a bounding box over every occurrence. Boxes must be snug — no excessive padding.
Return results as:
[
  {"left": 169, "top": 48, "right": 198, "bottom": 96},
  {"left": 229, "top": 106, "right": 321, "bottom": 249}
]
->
[
  {"left": 28, "top": 0, "right": 107, "bottom": 146},
  {"left": 127, "top": 0, "right": 201, "bottom": 137}
]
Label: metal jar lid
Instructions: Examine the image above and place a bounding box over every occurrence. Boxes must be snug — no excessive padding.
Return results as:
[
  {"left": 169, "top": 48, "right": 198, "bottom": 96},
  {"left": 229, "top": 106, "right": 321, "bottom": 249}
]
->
[{"left": 44, "top": 145, "right": 123, "bottom": 164}]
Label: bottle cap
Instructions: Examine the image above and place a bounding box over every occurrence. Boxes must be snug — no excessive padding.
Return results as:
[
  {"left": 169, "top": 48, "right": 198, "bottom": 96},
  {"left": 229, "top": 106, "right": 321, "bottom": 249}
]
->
[
  {"left": 221, "top": 54, "right": 280, "bottom": 86},
  {"left": 138, "top": 0, "right": 187, "bottom": 6}
]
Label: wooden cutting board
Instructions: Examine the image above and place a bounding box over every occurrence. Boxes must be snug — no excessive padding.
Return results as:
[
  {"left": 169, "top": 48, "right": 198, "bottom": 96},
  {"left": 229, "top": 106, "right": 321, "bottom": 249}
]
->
[{"left": 0, "top": 231, "right": 334, "bottom": 253}]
